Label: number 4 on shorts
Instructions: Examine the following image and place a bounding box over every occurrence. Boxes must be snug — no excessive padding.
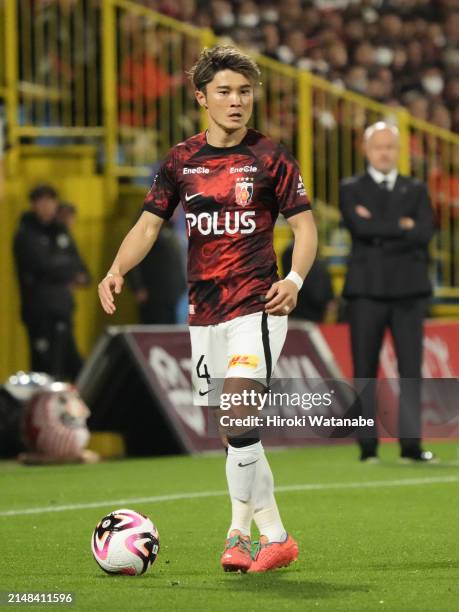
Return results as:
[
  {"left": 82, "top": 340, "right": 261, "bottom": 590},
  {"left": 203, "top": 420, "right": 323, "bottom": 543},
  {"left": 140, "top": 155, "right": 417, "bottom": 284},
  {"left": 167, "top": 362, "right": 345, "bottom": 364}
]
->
[{"left": 196, "top": 354, "right": 211, "bottom": 384}]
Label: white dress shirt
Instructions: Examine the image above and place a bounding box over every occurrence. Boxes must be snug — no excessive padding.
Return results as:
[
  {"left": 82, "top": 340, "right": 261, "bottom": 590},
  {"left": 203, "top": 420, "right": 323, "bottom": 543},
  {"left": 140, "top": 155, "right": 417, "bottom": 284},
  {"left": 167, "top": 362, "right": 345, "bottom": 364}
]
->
[{"left": 367, "top": 166, "right": 398, "bottom": 191}]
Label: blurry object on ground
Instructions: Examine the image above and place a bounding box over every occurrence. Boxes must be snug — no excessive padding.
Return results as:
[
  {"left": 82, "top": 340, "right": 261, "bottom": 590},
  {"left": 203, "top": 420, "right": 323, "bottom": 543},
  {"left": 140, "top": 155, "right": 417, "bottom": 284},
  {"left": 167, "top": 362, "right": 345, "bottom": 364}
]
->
[
  {"left": 13, "top": 185, "right": 90, "bottom": 381},
  {"left": 127, "top": 221, "right": 187, "bottom": 324},
  {"left": 0, "top": 371, "right": 99, "bottom": 464}
]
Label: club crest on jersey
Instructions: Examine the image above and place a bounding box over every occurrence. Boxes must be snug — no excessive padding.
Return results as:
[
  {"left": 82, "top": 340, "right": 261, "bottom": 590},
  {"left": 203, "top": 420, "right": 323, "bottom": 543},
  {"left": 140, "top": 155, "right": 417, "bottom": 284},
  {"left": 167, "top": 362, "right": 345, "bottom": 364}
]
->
[{"left": 235, "top": 177, "right": 254, "bottom": 207}]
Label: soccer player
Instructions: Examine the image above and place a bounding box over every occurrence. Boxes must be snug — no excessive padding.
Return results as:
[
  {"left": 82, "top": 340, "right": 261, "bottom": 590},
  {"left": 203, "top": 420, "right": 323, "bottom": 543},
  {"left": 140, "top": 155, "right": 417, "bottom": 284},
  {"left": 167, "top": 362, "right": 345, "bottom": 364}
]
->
[{"left": 98, "top": 45, "right": 318, "bottom": 573}]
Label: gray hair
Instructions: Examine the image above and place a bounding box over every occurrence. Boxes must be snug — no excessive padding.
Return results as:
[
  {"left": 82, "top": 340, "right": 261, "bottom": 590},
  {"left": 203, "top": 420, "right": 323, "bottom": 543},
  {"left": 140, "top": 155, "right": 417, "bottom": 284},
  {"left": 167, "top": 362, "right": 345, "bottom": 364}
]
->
[{"left": 363, "top": 121, "right": 399, "bottom": 142}]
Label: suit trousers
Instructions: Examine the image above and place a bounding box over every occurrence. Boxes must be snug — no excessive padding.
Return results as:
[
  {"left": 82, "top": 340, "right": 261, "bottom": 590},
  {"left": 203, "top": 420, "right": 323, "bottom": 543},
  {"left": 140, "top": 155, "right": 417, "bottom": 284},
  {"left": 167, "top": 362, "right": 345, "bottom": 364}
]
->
[{"left": 348, "top": 297, "right": 428, "bottom": 452}]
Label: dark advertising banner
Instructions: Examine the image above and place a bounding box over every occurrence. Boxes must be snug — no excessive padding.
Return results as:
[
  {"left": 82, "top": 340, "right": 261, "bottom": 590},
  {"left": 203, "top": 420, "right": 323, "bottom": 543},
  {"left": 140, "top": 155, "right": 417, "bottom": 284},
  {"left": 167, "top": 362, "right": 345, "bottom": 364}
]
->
[
  {"left": 80, "top": 321, "right": 459, "bottom": 456},
  {"left": 319, "top": 321, "right": 459, "bottom": 439},
  {"left": 125, "top": 326, "right": 219, "bottom": 453},
  {"left": 124, "top": 322, "right": 352, "bottom": 452}
]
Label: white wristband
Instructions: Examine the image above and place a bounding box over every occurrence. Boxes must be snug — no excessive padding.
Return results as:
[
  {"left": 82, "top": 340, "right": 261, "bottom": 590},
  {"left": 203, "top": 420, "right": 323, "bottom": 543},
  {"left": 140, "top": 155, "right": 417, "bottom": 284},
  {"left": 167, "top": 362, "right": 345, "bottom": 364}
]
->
[{"left": 285, "top": 270, "right": 303, "bottom": 291}]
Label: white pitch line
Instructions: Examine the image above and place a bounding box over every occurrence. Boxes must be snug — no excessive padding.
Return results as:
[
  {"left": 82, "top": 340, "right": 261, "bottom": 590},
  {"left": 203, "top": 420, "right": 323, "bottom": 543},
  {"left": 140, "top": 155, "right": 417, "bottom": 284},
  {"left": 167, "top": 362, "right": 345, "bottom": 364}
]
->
[{"left": 1, "top": 475, "right": 458, "bottom": 518}]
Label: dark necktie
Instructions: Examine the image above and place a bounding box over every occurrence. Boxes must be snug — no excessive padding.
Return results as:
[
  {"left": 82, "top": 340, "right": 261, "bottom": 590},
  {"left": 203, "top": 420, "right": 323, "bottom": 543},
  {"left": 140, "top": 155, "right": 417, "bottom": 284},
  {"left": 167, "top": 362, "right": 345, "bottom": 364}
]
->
[{"left": 380, "top": 179, "right": 389, "bottom": 191}]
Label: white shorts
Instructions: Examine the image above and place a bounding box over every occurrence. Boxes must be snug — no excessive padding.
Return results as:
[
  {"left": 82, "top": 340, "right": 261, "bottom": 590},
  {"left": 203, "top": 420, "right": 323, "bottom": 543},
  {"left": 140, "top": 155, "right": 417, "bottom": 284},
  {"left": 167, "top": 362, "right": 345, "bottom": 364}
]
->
[{"left": 190, "top": 311, "right": 288, "bottom": 406}]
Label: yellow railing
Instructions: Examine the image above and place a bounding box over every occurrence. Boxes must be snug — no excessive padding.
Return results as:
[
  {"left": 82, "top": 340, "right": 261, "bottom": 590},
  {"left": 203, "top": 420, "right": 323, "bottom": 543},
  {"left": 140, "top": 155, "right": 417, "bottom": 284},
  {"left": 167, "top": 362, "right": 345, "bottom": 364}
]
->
[
  {"left": 1, "top": 0, "right": 458, "bottom": 294},
  {"left": 102, "top": 0, "right": 214, "bottom": 177},
  {"left": 0, "top": 2, "right": 5, "bottom": 99}
]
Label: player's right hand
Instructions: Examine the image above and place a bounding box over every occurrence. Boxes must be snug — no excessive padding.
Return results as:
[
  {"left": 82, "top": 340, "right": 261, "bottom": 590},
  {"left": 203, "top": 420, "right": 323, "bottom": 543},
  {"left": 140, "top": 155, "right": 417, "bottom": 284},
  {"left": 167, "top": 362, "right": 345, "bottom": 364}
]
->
[{"left": 98, "top": 272, "right": 124, "bottom": 314}]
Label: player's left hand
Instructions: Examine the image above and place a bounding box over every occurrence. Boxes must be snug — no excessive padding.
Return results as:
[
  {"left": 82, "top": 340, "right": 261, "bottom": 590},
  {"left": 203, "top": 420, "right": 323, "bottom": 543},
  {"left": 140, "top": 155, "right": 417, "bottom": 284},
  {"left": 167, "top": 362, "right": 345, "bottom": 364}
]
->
[{"left": 264, "top": 279, "right": 298, "bottom": 316}]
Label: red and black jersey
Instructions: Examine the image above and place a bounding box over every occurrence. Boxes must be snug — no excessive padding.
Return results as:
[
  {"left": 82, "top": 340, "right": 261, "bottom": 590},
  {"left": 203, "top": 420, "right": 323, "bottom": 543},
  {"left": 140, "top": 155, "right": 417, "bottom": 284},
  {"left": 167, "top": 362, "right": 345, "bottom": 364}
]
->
[{"left": 143, "top": 128, "right": 311, "bottom": 326}]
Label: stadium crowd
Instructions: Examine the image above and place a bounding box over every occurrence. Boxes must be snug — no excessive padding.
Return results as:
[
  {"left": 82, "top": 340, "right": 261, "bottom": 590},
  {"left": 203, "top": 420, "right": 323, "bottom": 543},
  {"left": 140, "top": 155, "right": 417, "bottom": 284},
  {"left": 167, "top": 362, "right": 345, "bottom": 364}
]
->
[
  {"left": 13, "top": 1, "right": 459, "bottom": 138},
  {"left": 136, "top": 0, "right": 459, "bottom": 133}
]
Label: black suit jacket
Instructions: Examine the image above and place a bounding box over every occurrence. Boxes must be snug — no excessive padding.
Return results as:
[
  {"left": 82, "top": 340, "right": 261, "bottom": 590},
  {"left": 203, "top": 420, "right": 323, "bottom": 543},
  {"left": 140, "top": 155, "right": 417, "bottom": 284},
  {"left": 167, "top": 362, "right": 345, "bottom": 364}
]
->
[{"left": 339, "top": 173, "right": 436, "bottom": 299}]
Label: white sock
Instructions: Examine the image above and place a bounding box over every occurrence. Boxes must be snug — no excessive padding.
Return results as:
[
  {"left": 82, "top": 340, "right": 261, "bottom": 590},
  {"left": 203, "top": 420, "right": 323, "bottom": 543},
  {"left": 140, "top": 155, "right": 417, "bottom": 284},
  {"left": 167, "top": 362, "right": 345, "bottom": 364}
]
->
[
  {"left": 252, "top": 449, "right": 287, "bottom": 542},
  {"left": 225, "top": 441, "right": 263, "bottom": 537}
]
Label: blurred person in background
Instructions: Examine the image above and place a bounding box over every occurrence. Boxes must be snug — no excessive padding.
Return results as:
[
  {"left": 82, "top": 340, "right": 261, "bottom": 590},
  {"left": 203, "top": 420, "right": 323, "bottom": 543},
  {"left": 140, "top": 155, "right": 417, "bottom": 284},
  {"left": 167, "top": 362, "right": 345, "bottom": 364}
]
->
[
  {"left": 57, "top": 202, "right": 92, "bottom": 288},
  {"left": 56, "top": 201, "right": 78, "bottom": 229},
  {"left": 0, "top": 112, "right": 5, "bottom": 201},
  {"left": 429, "top": 101, "right": 452, "bottom": 130},
  {"left": 282, "top": 243, "right": 336, "bottom": 323},
  {"left": 127, "top": 220, "right": 186, "bottom": 324},
  {"left": 13, "top": 185, "right": 89, "bottom": 381},
  {"left": 340, "top": 122, "right": 436, "bottom": 463}
]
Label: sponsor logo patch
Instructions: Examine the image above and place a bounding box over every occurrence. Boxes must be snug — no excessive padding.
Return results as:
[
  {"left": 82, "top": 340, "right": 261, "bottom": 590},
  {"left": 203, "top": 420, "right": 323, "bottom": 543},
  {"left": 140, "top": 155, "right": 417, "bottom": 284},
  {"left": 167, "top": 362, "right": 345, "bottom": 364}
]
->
[
  {"left": 297, "top": 174, "right": 307, "bottom": 197},
  {"left": 228, "top": 354, "right": 259, "bottom": 369},
  {"left": 230, "top": 165, "right": 257, "bottom": 174},
  {"left": 185, "top": 210, "right": 256, "bottom": 236},
  {"left": 183, "top": 166, "right": 209, "bottom": 175}
]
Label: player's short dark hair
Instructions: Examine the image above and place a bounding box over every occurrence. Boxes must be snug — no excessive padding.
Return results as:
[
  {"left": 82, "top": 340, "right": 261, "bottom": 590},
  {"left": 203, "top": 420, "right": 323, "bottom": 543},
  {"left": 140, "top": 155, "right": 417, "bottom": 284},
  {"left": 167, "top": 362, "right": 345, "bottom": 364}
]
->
[
  {"left": 29, "top": 184, "right": 58, "bottom": 203},
  {"left": 188, "top": 45, "right": 261, "bottom": 92}
]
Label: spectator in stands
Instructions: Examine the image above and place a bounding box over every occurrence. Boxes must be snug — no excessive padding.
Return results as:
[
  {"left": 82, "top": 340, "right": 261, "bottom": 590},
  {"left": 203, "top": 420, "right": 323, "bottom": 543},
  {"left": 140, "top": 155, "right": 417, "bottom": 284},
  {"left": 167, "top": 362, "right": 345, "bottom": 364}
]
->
[
  {"left": 118, "top": 27, "right": 182, "bottom": 128},
  {"left": 405, "top": 92, "right": 430, "bottom": 121},
  {"left": 13, "top": 185, "right": 88, "bottom": 381},
  {"left": 156, "top": 0, "right": 459, "bottom": 133},
  {"left": 430, "top": 102, "right": 452, "bottom": 130},
  {"left": 339, "top": 121, "right": 436, "bottom": 463},
  {"left": 344, "top": 66, "right": 368, "bottom": 95},
  {"left": 452, "top": 106, "right": 459, "bottom": 133},
  {"left": 261, "top": 23, "right": 281, "bottom": 59},
  {"left": 22, "top": 0, "right": 459, "bottom": 133}
]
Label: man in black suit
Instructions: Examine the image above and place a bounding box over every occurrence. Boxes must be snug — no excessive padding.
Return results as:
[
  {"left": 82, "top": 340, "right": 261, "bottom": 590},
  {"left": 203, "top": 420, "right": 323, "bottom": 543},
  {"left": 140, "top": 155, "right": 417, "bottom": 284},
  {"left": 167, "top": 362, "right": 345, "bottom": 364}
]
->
[{"left": 340, "top": 121, "right": 436, "bottom": 463}]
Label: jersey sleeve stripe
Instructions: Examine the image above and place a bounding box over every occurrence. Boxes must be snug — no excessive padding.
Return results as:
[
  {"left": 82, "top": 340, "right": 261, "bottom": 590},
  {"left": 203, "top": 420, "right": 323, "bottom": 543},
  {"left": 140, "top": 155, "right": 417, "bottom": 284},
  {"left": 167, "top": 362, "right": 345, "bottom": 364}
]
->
[
  {"left": 282, "top": 203, "right": 312, "bottom": 218},
  {"left": 142, "top": 203, "right": 173, "bottom": 220}
]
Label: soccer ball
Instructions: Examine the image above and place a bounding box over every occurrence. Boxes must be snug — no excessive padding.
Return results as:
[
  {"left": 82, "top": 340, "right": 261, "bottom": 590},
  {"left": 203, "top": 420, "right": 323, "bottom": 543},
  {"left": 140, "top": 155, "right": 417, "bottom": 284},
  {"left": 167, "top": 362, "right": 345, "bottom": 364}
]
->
[{"left": 91, "top": 508, "right": 160, "bottom": 575}]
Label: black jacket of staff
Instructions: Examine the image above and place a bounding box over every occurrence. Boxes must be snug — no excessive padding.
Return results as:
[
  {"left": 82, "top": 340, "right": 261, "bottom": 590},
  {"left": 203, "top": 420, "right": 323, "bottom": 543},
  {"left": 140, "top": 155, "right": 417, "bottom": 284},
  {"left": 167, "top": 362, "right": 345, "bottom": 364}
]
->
[
  {"left": 14, "top": 211, "right": 86, "bottom": 324},
  {"left": 340, "top": 173, "right": 436, "bottom": 299}
]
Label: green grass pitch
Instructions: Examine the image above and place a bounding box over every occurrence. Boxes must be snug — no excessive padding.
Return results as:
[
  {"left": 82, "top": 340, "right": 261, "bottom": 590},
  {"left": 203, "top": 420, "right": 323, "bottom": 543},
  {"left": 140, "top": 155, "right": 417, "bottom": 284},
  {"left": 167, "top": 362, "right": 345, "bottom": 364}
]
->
[{"left": 0, "top": 442, "right": 458, "bottom": 612}]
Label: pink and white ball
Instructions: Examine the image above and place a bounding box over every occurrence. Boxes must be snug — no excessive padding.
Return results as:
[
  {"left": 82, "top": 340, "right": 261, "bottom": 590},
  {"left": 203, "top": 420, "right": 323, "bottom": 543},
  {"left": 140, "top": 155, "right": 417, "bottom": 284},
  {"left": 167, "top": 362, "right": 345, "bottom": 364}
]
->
[{"left": 91, "top": 509, "right": 160, "bottom": 575}]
